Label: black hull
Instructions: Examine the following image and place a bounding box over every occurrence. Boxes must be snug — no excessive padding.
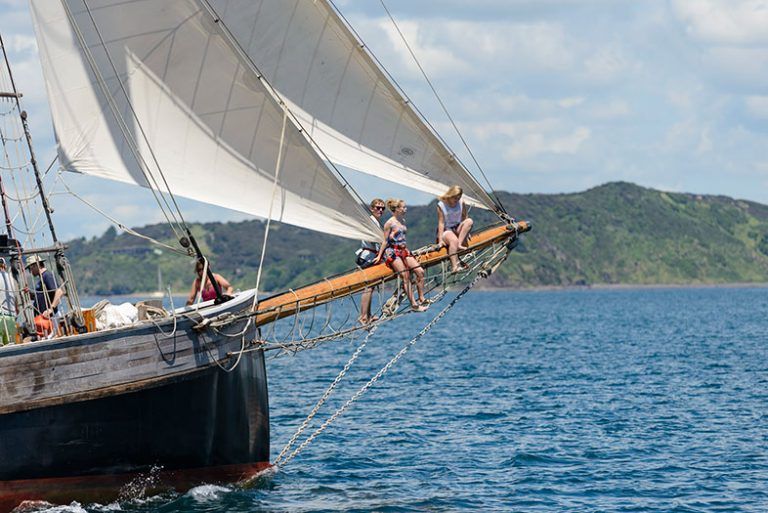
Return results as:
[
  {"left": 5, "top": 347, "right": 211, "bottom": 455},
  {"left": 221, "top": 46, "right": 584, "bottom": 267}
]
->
[{"left": 0, "top": 350, "right": 269, "bottom": 510}]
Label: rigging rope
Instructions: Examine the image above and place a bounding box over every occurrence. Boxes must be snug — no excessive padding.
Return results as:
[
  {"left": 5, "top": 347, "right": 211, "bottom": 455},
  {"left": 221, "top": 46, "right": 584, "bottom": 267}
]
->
[{"left": 60, "top": 180, "right": 191, "bottom": 257}]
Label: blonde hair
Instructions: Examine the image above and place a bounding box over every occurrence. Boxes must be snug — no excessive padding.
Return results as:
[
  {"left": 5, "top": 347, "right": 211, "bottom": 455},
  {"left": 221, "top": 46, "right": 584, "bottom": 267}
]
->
[
  {"left": 369, "top": 198, "right": 385, "bottom": 208},
  {"left": 386, "top": 198, "right": 404, "bottom": 213},
  {"left": 439, "top": 185, "right": 463, "bottom": 202}
]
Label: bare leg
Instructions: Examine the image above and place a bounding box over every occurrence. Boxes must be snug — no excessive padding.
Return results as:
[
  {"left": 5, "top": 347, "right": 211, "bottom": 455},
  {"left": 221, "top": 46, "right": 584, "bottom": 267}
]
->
[
  {"left": 441, "top": 230, "right": 461, "bottom": 272},
  {"left": 456, "top": 218, "right": 474, "bottom": 248},
  {"left": 359, "top": 286, "right": 372, "bottom": 323},
  {"left": 405, "top": 255, "right": 426, "bottom": 304},
  {"left": 391, "top": 258, "right": 417, "bottom": 308}
]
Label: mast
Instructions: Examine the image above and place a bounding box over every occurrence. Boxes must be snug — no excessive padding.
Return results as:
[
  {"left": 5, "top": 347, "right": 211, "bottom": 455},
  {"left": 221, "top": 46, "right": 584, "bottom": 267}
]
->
[{"left": 0, "top": 32, "right": 84, "bottom": 331}]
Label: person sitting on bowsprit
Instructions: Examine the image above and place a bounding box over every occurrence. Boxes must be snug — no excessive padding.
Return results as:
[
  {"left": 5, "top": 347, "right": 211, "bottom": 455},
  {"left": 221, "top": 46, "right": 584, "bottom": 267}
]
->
[{"left": 436, "top": 185, "right": 473, "bottom": 273}]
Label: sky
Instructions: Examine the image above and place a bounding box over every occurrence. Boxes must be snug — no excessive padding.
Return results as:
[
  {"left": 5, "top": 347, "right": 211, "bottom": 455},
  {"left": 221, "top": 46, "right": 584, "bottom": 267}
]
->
[{"left": 1, "top": 0, "right": 767, "bottom": 240}]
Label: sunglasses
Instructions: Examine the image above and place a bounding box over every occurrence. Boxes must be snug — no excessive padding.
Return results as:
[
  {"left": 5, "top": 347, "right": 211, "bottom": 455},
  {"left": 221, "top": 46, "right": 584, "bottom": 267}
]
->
[{"left": 373, "top": 206, "right": 385, "bottom": 211}]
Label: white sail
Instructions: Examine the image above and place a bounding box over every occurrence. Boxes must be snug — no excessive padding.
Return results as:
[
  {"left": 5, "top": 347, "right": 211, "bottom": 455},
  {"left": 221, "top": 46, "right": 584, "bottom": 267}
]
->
[
  {"left": 29, "top": 0, "right": 383, "bottom": 241},
  {"left": 208, "top": 0, "right": 497, "bottom": 209}
]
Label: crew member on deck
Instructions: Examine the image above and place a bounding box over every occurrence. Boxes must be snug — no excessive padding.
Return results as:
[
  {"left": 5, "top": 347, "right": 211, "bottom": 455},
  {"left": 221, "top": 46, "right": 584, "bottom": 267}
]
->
[
  {"left": 436, "top": 185, "right": 473, "bottom": 273},
  {"left": 26, "top": 255, "right": 63, "bottom": 339},
  {"left": 186, "top": 260, "right": 234, "bottom": 306}
]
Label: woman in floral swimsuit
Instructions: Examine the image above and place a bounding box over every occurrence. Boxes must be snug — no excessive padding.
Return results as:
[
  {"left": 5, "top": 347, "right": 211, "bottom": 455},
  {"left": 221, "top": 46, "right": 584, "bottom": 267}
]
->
[{"left": 374, "top": 198, "right": 428, "bottom": 312}]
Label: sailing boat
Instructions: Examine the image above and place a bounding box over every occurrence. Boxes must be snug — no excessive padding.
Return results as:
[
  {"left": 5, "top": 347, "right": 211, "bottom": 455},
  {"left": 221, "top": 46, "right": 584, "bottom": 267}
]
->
[{"left": 0, "top": 0, "right": 530, "bottom": 509}]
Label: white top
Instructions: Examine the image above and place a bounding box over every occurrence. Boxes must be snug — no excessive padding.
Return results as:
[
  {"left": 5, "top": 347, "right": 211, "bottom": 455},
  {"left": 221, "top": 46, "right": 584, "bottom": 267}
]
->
[
  {"left": 438, "top": 199, "right": 464, "bottom": 230},
  {"left": 0, "top": 270, "right": 17, "bottom": 317}
]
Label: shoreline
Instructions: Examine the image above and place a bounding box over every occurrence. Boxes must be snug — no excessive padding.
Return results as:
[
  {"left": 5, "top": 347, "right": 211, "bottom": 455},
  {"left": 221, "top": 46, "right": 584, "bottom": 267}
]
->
[
  {"left": 474, "top": 281, "right": 768, "bottom": 292},
  {"left": 91, "top": 281, "right": 768, "bottom": 299}
]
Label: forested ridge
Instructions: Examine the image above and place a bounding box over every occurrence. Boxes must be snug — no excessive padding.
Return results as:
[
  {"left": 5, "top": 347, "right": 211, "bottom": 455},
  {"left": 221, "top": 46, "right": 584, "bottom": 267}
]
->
[{"left": 65, "top": 182, "right": 768, "bottom": 294}]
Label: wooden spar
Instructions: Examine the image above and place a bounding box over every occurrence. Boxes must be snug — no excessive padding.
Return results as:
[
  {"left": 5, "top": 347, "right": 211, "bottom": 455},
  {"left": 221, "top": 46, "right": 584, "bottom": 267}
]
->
[{"left": 251, "top": 221, "right": 531, "bottom": 326}]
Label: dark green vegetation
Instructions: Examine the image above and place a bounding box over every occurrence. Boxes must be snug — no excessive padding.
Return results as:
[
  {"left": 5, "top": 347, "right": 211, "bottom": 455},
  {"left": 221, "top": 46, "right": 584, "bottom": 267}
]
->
[{"left": 66, "top": 182, "right": 768, "bottom": 295}]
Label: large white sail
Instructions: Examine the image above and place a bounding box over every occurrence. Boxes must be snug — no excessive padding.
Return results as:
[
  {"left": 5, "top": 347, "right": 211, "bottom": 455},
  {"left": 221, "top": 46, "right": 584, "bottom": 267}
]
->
[
  {"left": 29, "top": 0, "right": 383, "bottom": 241},
  {"left": 208, "top": 0, "right": 497, "bottom": 209}
]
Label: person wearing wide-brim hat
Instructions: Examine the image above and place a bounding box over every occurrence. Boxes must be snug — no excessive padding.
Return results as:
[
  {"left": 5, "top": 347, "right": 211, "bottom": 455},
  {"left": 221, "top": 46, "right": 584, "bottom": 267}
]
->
[{"left": 25, "top": 255, "right": 63, "bottom": 338}]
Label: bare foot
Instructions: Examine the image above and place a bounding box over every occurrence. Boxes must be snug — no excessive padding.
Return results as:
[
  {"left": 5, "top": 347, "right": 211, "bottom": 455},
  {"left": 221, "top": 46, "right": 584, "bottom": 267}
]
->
[{"left": 411, "top": 304, "right": 428, "bottom": 312}]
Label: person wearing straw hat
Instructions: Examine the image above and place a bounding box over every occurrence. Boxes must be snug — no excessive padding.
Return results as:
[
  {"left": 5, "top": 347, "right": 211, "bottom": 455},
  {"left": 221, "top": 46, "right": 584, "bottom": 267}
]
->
[
  {"left": 0, "top": 257, "right": 17, "bottom": 345},
  {"left": 25, "top": 255, "right": 63, "bottom": 338},
  {"left": 436, "top": 185, "right": 473, "bottom": 273}
]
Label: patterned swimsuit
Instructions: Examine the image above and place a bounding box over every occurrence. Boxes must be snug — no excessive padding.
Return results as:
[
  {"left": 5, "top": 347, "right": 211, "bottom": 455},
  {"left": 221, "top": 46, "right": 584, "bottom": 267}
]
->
[{"left": 384, "top": 223, "right": 410, "bottom": 265}]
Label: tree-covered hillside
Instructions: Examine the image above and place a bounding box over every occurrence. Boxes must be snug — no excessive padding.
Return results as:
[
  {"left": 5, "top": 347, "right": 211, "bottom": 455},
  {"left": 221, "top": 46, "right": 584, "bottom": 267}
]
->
[{"left": 65, "top": 182, "right": 768, "bottom": 295}]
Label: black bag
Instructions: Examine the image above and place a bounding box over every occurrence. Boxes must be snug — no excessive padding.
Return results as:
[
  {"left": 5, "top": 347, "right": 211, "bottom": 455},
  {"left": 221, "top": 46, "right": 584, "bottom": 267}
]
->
[{"left": 355, "top": 245, "right": 378, "bottom": 268}]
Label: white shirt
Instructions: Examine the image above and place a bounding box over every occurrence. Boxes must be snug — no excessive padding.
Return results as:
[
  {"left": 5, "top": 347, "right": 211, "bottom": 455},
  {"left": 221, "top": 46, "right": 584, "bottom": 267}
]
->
[
  {"left": 438, "top": 199, "right": 464, "bottom": 230},
  {"left": 0, "top": 270, "right": 17, "bottom": 317}
]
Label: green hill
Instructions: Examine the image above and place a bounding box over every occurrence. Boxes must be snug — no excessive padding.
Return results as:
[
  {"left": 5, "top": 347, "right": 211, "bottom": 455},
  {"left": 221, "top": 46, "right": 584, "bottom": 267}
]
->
[{"left": 64, "top": 182, "right": 768, "bottom": 295}]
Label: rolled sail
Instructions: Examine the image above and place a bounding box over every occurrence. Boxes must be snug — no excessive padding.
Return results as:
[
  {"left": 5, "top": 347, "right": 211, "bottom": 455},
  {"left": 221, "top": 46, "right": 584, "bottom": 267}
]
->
[
  {"left": 207, "top": 0, "right": 497, "bottom": 209},
  {"left": 30, "top": 0, "right": 382, "bottom": 241}
]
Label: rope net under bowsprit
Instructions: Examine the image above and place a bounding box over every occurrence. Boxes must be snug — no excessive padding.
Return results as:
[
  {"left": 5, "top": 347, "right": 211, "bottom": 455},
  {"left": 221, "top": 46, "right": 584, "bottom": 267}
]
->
[{"left": 221, "top": 233, "right": 516, "bottom": 359}]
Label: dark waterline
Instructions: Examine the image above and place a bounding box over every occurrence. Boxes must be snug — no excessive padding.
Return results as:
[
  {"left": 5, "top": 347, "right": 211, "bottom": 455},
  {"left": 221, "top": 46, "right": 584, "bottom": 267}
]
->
[{"left": 24, "top": 288, "right": 768, "bottom": 511}]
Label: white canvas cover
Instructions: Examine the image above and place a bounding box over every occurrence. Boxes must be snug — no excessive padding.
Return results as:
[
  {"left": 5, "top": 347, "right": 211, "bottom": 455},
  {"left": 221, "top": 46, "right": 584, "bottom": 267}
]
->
[
  {"left": 29, "top": 0, "right": 383, "bottom": 241},
  {"left": 208, "top": 0, "right": 497, "bottom": 209}
]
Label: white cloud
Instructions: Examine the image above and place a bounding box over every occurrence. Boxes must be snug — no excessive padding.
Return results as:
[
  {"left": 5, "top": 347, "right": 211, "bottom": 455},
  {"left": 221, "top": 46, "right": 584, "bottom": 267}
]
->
[
  {"left": 363, "top": 17, "right": 579, "bottom": 80},
  {"left": 486, "top": 122, "right": 591, "bottom": 160},
  {"left": 378, "top": 19, "right": 471, "bottom": 77},
  {"left": 671, "top": 0, "right": 768, "bottom": 45},
  {"left": 583, "top": 45, "right": 637, "bottom": 82},
  {"left": 558, "top": 96, "right": 585, "bottom": 108},
  {"left": 745, "top": 95, "right": 768, "bottom": 119},
  {"left": 9, "top": 34, "right": 36, "bottom": 53},
  {"left": 588, "top": 99, "right": 631, "bottom": 120},
  {"left": 666, "top": 89, "right": 695, "bottom": 110}
]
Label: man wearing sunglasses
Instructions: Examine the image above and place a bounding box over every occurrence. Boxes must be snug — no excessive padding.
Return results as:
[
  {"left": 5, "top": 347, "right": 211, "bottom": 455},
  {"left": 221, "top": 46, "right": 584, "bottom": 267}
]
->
[{"left": 356, "top": 198, "right": 386, "bottom": 324}]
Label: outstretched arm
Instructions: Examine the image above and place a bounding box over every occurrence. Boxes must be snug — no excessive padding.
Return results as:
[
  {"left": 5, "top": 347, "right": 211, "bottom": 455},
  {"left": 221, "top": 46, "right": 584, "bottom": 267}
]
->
[
  {"left": 186, "top": 278, "right": 200, "bottom": 306},
  {"left": 215, "top": 274, "right": 234, "bottom": 295},
  {"left": 436, "top": 207, "right": 446, "bottom": 244},
  {"left": 374, "top": 223, "right": 392, "bottom": 264},
  {"left": 42, "top": 287, "right": 65, "bottom": 319}
]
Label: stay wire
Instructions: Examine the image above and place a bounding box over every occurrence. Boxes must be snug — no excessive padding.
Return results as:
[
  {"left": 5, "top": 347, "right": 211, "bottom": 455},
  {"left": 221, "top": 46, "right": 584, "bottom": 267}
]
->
[
  {"left": 198, "top": 0, "right": 382, "bottom": 235},
  {"left": 328, "top": 0, "right": 506, "bottom": 215},
  {"left": 377, "top": 0, "right": 506, "bottom": 214},
  {"left": 60, "top": 178, "right": 191, "bottom": 257}
]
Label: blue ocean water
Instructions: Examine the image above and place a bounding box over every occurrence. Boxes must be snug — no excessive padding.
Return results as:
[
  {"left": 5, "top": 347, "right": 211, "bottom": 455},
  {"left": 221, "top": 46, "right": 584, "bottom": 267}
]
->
[{"left": 33, "top": 288, "right": 768, "bottom": 511}]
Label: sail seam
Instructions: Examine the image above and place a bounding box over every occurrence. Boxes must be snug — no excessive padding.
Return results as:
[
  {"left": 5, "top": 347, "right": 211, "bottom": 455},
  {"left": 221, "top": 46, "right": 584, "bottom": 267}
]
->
[
  {"left": 74, "top": 0, "right": 191, "bottom": 238},
  {"left": 325, "top": 0, "right": 500, "bottom": 211},
  {"left": 377, "top": 0, "right": 507, "bottom": 213},
  {"left": 197, "top": 0, "right": 380, "bottom": 232}
]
